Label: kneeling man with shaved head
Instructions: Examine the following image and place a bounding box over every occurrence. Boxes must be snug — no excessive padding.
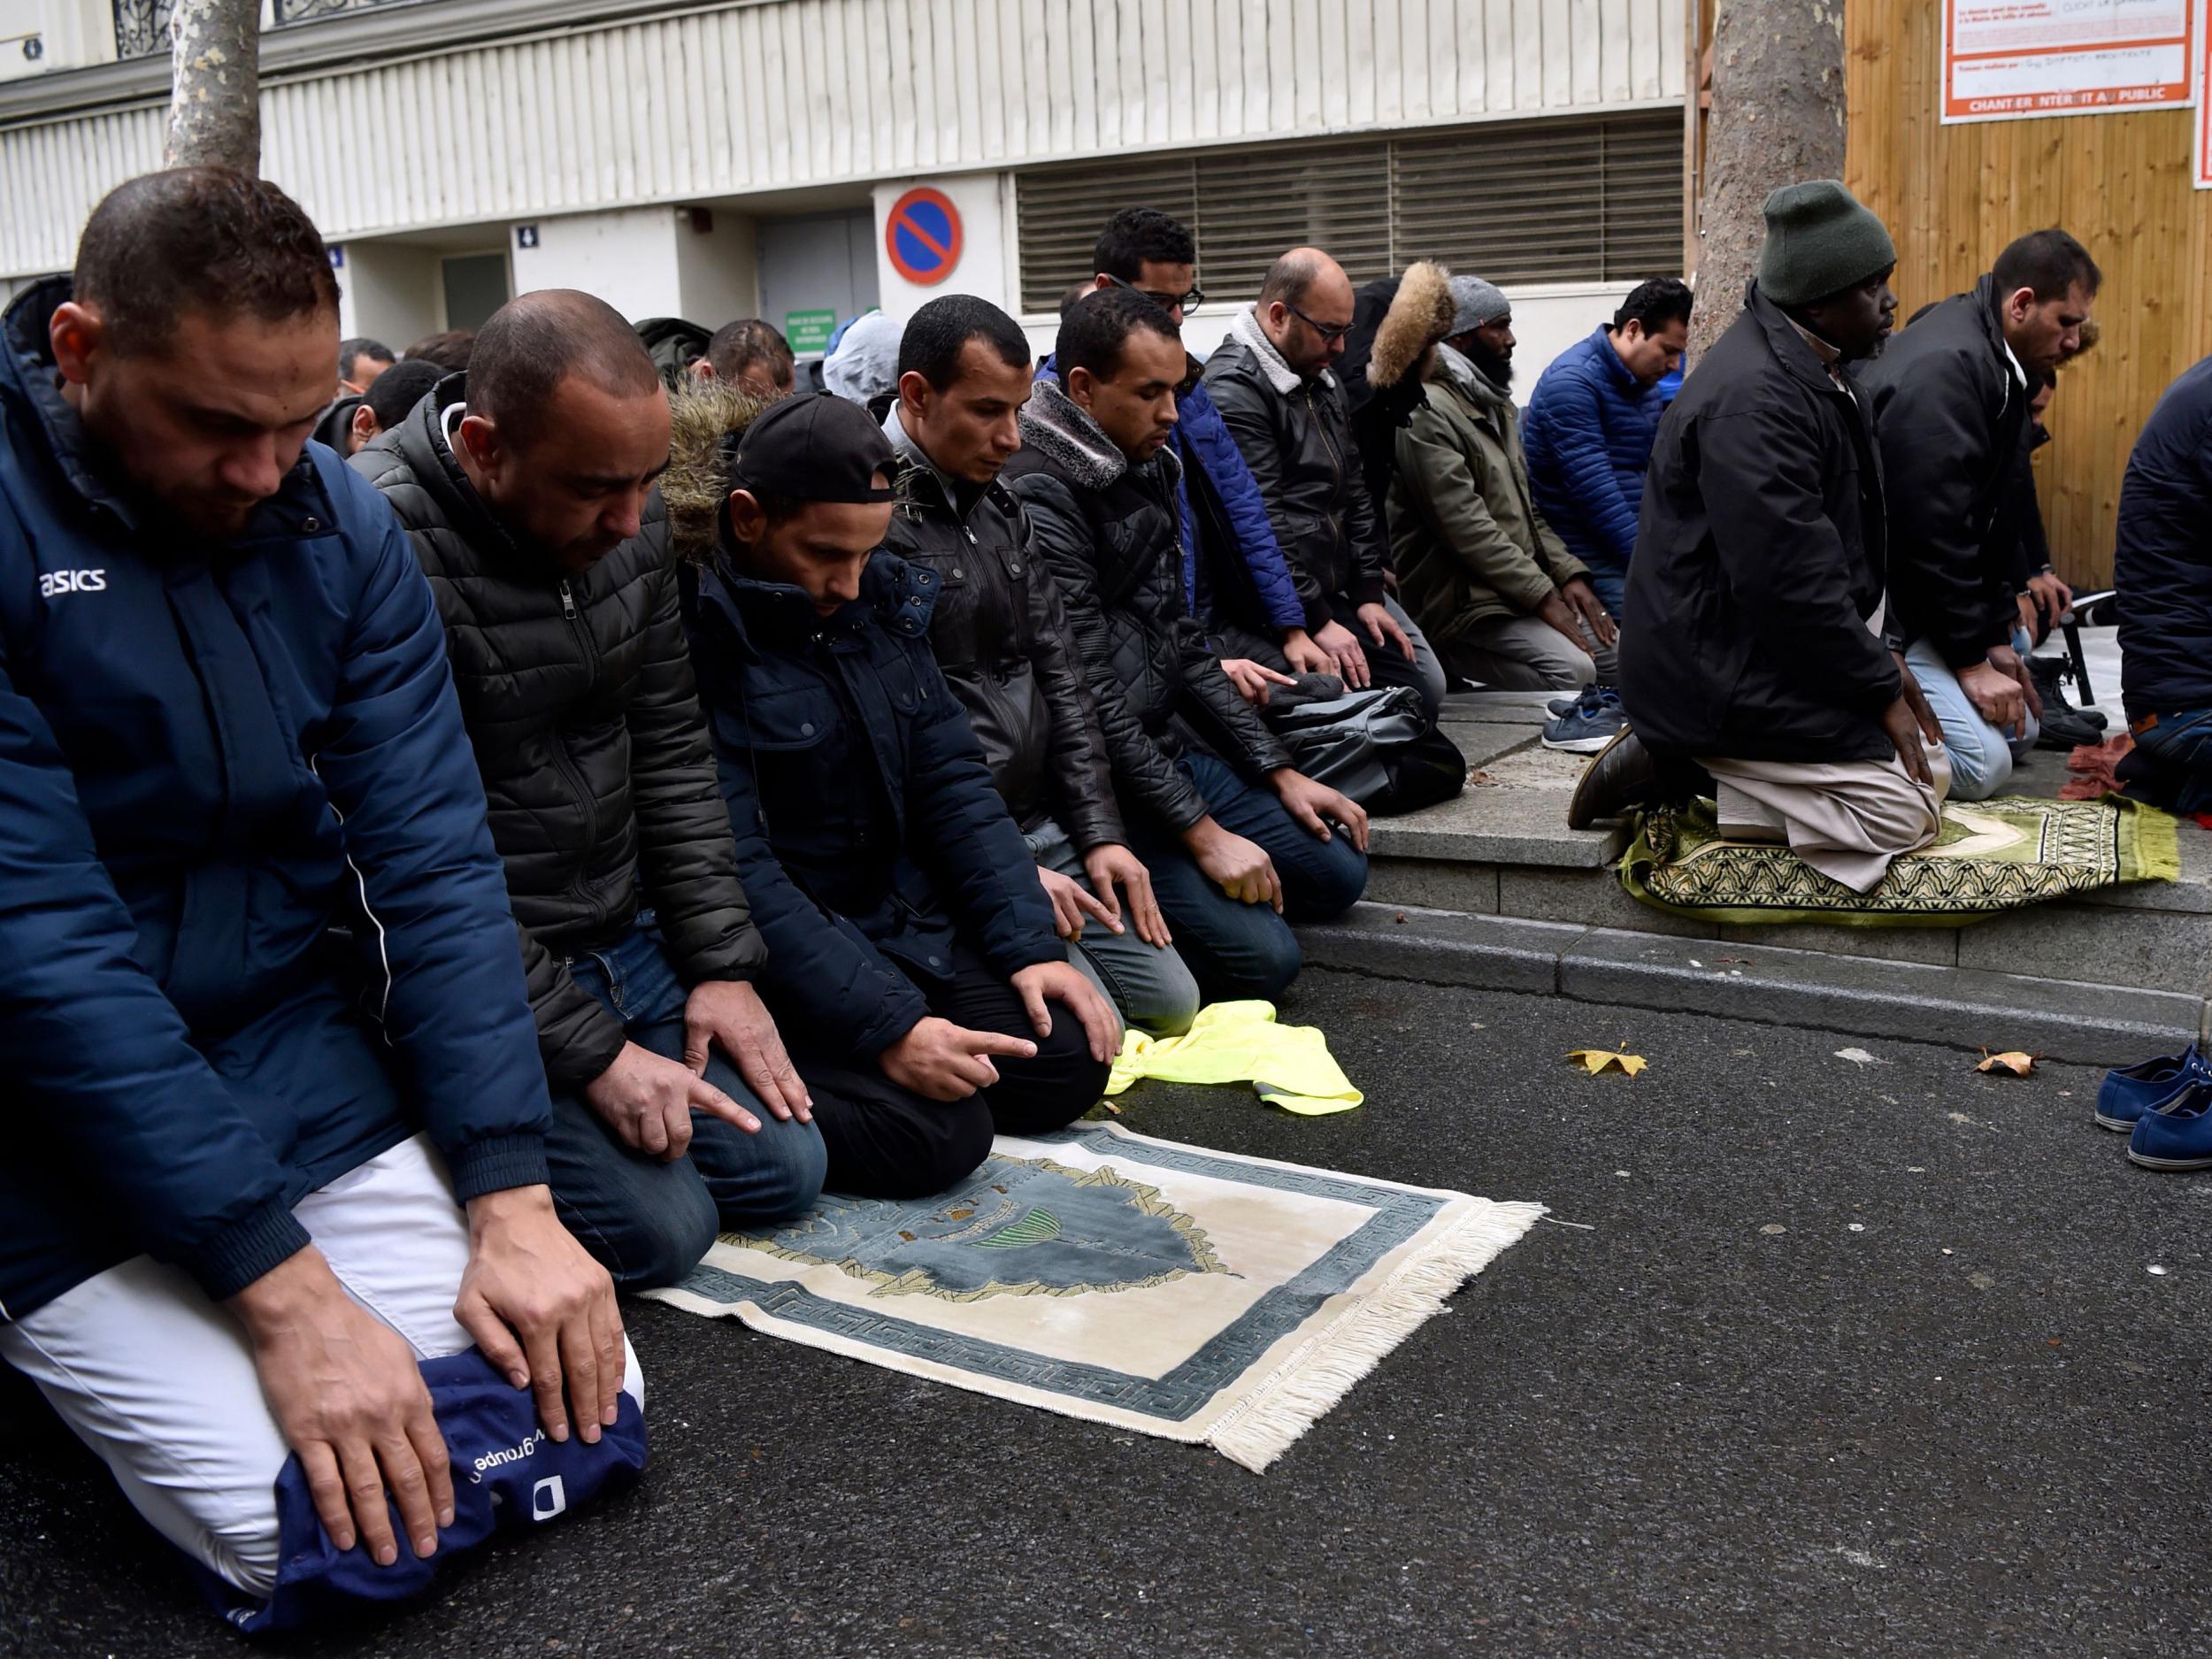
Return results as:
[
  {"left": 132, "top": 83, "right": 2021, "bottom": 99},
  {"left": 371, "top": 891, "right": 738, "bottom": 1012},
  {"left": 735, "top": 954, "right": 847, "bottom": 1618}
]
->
[{"left": 357, "top": 289, "right": 827, "bottom": 1290}]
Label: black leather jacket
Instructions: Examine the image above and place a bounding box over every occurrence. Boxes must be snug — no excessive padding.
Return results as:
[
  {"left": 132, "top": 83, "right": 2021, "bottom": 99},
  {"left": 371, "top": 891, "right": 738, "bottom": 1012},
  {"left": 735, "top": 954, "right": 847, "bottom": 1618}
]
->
[
  {"left": 354, "top": 378, "right": 764, "bottom": 1087},
  {"left": 1002, "top": 378, "right": 1292, "bottom": 833},
  {"left": 879, "top": 431, "right": 1125, "bottom": 853},
  {"left": 1202, "top": 317, "right": 1393, "bottom": 628}
]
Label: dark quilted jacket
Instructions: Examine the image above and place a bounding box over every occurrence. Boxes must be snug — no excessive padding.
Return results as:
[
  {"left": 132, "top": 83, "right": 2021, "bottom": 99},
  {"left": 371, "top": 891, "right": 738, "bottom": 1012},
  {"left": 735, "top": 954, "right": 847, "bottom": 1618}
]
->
[
  {"left": 879, "top": 426, "right": 1125, "bottom": 854},
  {"left": 1202, "top": 310, "right": 1393, "bottom": 626},
  {"left": 352, "top": 379, "right": 764, "bottom": 1087},
  {"left": 1002, "top": 378, "right": 1292, "bottom": 833}
]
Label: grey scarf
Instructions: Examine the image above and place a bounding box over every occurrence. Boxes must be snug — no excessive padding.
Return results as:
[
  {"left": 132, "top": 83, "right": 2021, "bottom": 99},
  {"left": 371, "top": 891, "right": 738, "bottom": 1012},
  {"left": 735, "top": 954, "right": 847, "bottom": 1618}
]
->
[{"left": 1434, "top": 340, "right": 1511, "bottom": 416}]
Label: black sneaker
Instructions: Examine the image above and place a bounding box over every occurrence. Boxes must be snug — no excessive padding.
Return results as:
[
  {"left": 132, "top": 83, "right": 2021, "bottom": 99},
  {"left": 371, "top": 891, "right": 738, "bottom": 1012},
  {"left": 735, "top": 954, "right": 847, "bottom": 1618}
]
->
[{"left": 2028, "top": 654, "right": 2107, "bottom": 742}]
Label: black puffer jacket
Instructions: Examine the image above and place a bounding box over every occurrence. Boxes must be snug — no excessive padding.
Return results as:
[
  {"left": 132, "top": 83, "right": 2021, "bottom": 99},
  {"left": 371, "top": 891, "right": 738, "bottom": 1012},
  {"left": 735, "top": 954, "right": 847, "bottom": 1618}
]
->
[
  {"left": 352, "top": 377, "right": 764, "bottom": 1087},
  {"left": 1202, "top": 305, "right": 1392, "bottom": 628},
  {"left": 879, "top": 422, "right": 1125, "bottom": 853},
  {"left": 1859, "top": 274, "right": 2026, "bottom": 667},
  {"left": 1003, "top": 378, "right": 1292, "bottom": 833},
  {"left": 1619, "top": 282, "right": 1901, "bottom": 765}
]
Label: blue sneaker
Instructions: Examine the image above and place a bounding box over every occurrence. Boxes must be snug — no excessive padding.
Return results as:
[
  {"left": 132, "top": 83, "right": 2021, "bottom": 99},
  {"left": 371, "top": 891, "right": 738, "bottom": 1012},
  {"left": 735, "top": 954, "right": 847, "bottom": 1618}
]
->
[
  {"left": 1546, "top": 689, "right": 1589, "bottom": 718},
  {"left": 2098, "top": 1047, "right": 2207, "bottom": 1132},
  {"left": 2128, "top": 1080, "right": 2212, "bottom": 1169},
  {"left": 1542, "top": 686, "right": 1627, "bottom": 755}
]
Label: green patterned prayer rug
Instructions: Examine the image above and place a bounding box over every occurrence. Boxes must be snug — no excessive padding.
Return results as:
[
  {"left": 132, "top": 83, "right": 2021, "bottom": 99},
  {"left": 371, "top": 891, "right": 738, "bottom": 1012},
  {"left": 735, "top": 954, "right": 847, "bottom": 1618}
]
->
[{"left": 1619, "top": 793, "right": 2178, "bottom": 927}]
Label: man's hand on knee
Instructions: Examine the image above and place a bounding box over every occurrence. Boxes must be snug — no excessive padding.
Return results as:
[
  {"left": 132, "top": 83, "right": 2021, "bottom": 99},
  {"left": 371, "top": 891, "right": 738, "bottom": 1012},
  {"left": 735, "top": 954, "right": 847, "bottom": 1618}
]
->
[
  {"left": 682, "top": 979, "right": 811, "bottom": 1125},
  {"left": 455, "top": 1186, "right": 625, "bottom": 1451},
  {"left": 1010, "top": 960, "right": 1124, "bottom": 1064},
  {"left": 880, "top": 1017, "right": 1039, "bottom": 1102},
  {"left": 586, "top": 1041, "right": 761, "bottom": 1160},
  {"left": 1559, "top": 578, "right": 1619, "bottom": 649},
  {"left": 1355, "top": 601, "right": 1417, "bottom": 664},
  {"left": 1271, "top": 767, "right": 1371, "bottom": 852},
  {"left": 1960, "top": 657, "right": 2028, "bottom": 737},
  {"left": 230, "top": 1246, "right": 455, "bottom": 1570},
  {"left": 1180, "top": 816, "right": 1284, "bottom": 912}
]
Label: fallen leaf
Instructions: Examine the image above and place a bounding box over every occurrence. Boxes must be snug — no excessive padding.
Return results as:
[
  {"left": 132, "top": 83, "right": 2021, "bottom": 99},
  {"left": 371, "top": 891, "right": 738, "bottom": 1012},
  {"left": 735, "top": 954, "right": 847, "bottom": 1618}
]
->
[
  {"left": 1394, "top": 911, "right": 1408, "bottom": 924},
  {"left": 1834, "top": 1047, "right": 1879, "bottom": 1065},
  {"left": 1567, "top": 1048, "right": 1647, "bottom": 1077},
  {"left": 1466, "top": 768, "right": 1499, "bottom": 787},
  {"left": 1977, "top": 1048, "right": 2039, "bottom": 1077}
]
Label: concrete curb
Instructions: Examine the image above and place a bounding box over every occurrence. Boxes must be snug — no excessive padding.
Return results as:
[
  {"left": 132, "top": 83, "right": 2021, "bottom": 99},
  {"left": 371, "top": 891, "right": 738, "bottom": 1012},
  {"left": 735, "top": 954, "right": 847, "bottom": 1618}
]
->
[{"left": 1297, "top": 902, "right": 2204, "bottom": 1065}]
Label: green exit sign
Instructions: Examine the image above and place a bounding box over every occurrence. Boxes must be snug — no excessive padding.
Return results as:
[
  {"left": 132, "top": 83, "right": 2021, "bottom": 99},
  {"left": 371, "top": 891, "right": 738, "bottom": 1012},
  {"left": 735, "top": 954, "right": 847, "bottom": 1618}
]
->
[{"left": 785, "top": 309, "right": 836, "bottom": 355}]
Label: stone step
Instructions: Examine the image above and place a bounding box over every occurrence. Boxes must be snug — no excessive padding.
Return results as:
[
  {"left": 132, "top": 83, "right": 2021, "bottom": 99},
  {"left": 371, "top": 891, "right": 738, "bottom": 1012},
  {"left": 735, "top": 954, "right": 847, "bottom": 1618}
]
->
[
  {"left": 1406, "top": 691, "right": 2212, "bottom": 997},
  {"left": 1298, "top": 902, "right": 2206, "bottom": 1067}
]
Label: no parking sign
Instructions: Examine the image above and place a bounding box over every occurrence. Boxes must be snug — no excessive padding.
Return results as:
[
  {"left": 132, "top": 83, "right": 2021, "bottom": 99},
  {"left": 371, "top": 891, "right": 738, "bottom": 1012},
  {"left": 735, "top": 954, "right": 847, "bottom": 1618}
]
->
[{"left": 885, "top": 187, "right": 964, "bottom": 286}]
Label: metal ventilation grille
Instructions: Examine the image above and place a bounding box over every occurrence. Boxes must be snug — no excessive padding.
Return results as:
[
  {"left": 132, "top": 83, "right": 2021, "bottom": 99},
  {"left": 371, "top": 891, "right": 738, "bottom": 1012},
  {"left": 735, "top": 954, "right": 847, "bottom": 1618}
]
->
[
  {"left": 1016, "top": 166, "right": 1201, "bottom": 317},
  {"left": 1016, "top": 110, "right": 1683, "bottom": 312}
]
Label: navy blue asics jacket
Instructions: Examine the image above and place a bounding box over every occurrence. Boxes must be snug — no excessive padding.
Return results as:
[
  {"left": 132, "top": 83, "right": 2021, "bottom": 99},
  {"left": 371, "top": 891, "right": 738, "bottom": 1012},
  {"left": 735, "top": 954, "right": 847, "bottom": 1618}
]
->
[{"left": 0, "top": 278, "right": 552, "bottom": 1321}]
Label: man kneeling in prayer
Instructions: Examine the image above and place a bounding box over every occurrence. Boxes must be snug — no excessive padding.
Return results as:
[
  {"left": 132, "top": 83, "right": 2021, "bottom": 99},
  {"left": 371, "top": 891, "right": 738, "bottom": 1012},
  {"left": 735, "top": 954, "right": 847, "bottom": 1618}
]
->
[{"left": 1571, "top": 180, "right": 1948, "bottom": 892}]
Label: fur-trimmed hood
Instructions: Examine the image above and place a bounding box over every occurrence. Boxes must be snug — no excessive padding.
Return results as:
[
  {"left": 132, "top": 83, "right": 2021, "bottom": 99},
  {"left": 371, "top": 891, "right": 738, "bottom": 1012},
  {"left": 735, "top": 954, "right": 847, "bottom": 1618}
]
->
[
  {"left": 663, "top": 379, "right": 773, "bottom": 564},
  {"left": 1369, "top": 259, "right": 1455, "bottom": 390}
]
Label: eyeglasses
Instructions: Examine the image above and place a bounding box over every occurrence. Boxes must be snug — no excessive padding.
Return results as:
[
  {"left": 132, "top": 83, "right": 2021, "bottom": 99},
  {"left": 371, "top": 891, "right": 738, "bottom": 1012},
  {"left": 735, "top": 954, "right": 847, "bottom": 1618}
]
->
[
  {"left": 1284, "top": 301, "right": 1352, "bottom": 347},
  {"left": 1104, "top": 273, "right": 1206, "bottom": 314}
]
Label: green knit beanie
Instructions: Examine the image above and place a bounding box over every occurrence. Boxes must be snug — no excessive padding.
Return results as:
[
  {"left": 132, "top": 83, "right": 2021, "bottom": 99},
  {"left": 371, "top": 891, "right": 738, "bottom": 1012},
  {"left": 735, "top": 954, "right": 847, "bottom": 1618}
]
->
[{"left": 1757, "top": 180, "right": 1897, "bottom": 306}]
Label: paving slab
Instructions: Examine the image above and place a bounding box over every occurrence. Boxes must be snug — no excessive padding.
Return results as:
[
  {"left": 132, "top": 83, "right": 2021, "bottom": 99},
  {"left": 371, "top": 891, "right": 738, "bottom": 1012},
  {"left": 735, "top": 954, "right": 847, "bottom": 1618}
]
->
[
  {"left": 1371, "top": 787, "right": 1624, "bottom": 868},
  {"left": 1498, "top": 864, "right": 1720, "bottom": 941},
  {"left": 1955, "top": 898, "right": 2212, "bottom": 996}
]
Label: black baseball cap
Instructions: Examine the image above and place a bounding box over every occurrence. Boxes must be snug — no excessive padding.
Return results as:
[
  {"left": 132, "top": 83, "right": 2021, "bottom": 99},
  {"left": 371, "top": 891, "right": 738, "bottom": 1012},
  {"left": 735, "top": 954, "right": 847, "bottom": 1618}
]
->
[{"left": 729, "top": 393, "right": 897, "bottom": 504}]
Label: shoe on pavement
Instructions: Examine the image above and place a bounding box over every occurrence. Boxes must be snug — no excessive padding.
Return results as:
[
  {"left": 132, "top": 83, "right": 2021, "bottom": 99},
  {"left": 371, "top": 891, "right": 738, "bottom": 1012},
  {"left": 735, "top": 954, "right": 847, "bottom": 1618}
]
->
[
  {"left": 2127, "top": 1079, "right": 2212, "bottom": 1169},
  {"left": 2037, "top": 703, "right": 2108, "bottom": 754},
  {"left": 2097, "top": 1047, "right": 2207, "bottom": 1131},
  {"left": 1543, "top": 686, "right": 1627, "bottom": 754},
  {"left": 1566, "top": 725, "right": 1660, "bottom": 831}
]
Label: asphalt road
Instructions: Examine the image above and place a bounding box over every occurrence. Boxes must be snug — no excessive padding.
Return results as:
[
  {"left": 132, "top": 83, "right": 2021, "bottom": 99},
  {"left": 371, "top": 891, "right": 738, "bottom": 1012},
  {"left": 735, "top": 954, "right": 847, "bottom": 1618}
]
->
[{"left": 4, "top": 968, "right": 2205, "bottom": 1659}]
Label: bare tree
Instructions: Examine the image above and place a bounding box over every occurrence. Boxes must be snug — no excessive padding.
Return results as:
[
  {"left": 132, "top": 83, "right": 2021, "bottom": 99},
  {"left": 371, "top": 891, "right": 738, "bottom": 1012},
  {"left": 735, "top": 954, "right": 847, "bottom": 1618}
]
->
[
  {"left": 165, "top": 0, "right": 261, "bottom": 173},
  {"left": 1687, "top": 0, "right": 1846, "bottom": 363}
]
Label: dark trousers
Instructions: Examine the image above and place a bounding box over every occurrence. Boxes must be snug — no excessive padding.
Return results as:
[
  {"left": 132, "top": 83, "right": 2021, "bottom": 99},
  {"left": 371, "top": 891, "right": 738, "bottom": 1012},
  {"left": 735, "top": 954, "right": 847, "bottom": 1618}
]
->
[
  {"left": 543, "top": 921, "right": 828, "bottom": 1290},
  {"left": 1128, "top": 752, "right": 1369, "bottom": 1005},
  {"left": 792, "top": 941, "right": 1111, "bottom": 1200}
]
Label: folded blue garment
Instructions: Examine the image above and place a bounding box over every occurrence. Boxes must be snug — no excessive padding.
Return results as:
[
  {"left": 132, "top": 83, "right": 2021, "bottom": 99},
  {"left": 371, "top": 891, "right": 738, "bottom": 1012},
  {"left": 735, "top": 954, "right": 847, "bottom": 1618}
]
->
[{"left": 198, "top": 1347, "right": 647, "bottom": 1633}]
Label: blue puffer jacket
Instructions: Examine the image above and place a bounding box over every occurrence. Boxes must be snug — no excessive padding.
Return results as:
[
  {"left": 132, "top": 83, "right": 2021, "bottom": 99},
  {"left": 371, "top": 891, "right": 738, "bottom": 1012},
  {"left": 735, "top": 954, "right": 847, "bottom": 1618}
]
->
[
  {"left": 1037, "top": 355, "right": 1303, "bottom": 631},
  {"left": 0, "top": 278, "right": 551, "bottom": 1321},
  {"left": 1524, "top": 326, "right": 1667, "bottom": 578},
  {"left": 682, "top": 551, "right": 1063, "bottom": 1060}
]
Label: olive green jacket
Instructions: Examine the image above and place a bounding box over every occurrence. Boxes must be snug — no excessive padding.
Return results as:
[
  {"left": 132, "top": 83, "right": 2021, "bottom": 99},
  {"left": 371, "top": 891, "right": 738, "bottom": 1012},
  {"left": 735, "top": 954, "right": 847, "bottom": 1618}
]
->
[{"left": 1388, "top": 368, "right": 1587, "bottom": 641}]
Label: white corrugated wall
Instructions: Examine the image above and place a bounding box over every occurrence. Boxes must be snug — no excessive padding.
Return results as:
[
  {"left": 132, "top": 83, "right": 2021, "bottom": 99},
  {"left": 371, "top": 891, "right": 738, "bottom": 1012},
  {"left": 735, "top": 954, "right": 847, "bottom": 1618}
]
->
[{"left": 0, "top": 0, "right": 1686, "bottom": 275}]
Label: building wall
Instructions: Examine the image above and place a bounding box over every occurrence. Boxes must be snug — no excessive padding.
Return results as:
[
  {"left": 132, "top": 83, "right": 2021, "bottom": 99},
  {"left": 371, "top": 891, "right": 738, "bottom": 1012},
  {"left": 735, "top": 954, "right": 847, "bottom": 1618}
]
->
[
  {"left": 0, "top": 0, "right": 1688, "bottom": 279},
  {"left": 1846, "top": 0, "right": 2212, "bottom": 590}
]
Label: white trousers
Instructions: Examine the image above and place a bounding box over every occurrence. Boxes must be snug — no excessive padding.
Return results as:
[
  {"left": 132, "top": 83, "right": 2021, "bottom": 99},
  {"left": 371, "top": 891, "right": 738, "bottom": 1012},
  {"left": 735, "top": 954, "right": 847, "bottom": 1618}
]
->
[
  {"left": 1700, "top": 749, "right": 1952, "bottom": 893},
  {"left": 0, "top": 1134, "right": 643, "bottom": 1597}
]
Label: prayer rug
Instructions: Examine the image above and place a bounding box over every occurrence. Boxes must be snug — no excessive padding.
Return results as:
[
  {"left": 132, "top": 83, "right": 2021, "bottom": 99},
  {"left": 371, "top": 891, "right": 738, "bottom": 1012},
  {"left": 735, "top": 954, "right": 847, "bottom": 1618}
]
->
[
  {"left": 643, "top": 1124, "right": 1541, "bottom": 1472},
  {"left": 1619, "top": 793, "right": 2177, "bottom": 927}
]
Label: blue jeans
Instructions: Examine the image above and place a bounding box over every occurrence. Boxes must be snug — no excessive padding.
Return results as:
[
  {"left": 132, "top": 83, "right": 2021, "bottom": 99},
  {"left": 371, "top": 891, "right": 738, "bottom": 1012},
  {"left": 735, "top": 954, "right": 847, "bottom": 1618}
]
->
[
  {"left": 1025, "top": 819, "right": 1202, "bottom": 1036},
  {"left": 1905, "top": 628, "right": 2039, "bottom": 803},
  {"left": 1130, "top": 753, "right": 1369, "bottom": 1005},
  {"left": 2130, "top": 709, "right": 2212, "bottom": 814},
  {"left": 544, "top": 919, "right": 827, "bottom": 1289}
]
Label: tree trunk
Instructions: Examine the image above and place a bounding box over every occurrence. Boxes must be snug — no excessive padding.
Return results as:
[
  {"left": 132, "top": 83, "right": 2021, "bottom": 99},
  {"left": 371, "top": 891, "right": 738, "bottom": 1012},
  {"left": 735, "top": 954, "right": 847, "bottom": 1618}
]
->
[
  {"left": 1687, "top": 0, "right": 1847, "bottom": 364},
  {"left": 165, "top": 0, "right": 261, "bottom": 173}
]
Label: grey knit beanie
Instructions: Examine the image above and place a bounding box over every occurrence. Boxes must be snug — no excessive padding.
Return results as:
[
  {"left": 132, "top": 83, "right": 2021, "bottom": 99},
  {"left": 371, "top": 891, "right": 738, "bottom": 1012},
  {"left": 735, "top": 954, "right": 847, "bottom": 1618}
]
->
[
  {"left": 1448, "top": 275, "right": 1510, "bottom": 334},
  {"left": 1757, "top": 181, "right": 1896, "bottom": 307}
]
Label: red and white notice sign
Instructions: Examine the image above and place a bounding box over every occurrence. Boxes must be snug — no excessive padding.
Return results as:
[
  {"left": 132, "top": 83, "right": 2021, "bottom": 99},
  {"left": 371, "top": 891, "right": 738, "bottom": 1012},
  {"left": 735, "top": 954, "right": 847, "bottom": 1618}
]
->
[
  {"left": 2197, "top": 0, "right": 2211, "bottom": 187},
  {"left": 1941, "top": 0, "right": 2196, "bottom": 123}
]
